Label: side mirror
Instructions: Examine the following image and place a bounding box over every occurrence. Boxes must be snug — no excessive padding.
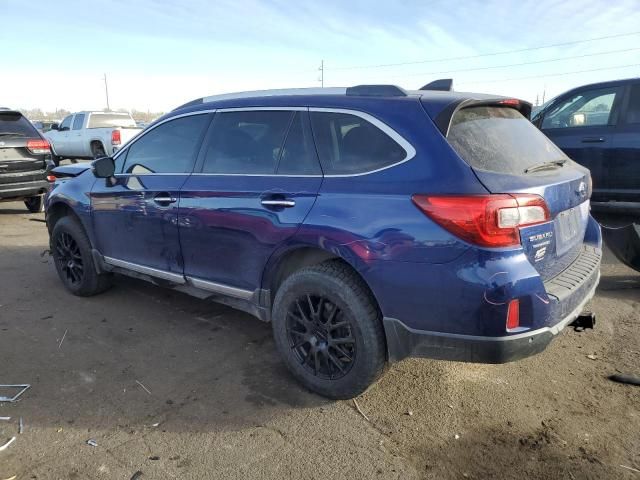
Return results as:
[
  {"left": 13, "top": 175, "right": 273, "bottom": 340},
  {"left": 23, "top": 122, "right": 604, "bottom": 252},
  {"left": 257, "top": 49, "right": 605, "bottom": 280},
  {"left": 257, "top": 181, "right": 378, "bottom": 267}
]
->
[
  {"left": 92, "top": 156, "right": 115, "bottom": 179},
  {"left": 50, "top": 123, "right": 59, "bottom": 131}
]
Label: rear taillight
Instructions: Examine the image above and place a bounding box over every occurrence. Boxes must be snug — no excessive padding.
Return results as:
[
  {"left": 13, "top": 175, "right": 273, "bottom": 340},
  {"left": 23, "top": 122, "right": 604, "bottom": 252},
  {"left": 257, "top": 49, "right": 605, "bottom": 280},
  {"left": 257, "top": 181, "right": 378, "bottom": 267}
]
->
[
  {"left": 111, "top": 130, "right": 121, "bottom": 145},
  {"left": 506, "top": 299, "right": 520, "bottom": 330},
  {"left": 26, "top": 139, "right": 50, "bottom": 155},
  {"left": 411, "top": 194, "right": 551, "bottom": 248},
  {"left": 46, "top": 174, "right": 56, "bottom": 182}
]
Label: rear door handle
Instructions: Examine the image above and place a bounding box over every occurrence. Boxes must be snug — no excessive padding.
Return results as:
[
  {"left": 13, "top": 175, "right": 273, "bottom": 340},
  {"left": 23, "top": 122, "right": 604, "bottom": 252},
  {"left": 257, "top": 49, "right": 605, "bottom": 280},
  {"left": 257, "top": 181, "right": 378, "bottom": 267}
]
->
[
  {"left": 261, "top": 199, "right": 296, "bottom": 208},
  {"left": 153, "top": 192, "right": 178, "bottom": 205},
  {"left": 581, "top": 137, "right": 605, "bottom": 143}
]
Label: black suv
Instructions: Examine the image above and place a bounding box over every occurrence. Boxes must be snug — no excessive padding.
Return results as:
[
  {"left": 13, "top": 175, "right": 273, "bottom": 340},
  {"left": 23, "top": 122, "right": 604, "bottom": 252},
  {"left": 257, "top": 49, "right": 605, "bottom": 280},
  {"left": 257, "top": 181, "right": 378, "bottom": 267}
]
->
[
  {"left": 0, "top": 109, "right": 52, "bottom": 212},
  {"left": 532, "top": 78, "right": 640, "bottom": 214}
]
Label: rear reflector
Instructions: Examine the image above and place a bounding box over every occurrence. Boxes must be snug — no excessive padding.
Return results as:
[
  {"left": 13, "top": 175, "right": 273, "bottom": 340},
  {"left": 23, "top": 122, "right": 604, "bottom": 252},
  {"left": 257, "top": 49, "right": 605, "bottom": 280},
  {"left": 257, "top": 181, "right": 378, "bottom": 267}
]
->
[
  {"left": 411, "top": 194, "right": 550, "bottom": 248},
  {"left": 506, "top": 299, "right": 520, "bottom": 330},
  {"left": 111, "top": 130, "right": 121, "bottom": 145},
  {"left": 26, "top": 139, "right": 50, "bottom": 155}
]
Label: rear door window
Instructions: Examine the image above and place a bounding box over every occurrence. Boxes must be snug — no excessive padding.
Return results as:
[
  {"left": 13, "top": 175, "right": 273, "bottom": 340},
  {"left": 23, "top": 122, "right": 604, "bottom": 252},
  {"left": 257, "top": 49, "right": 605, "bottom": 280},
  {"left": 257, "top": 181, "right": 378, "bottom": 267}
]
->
[
  {"left": 277, "top": 112, "right": 322, "bottom": 175},
  {"left": 310, "top": 111, "right": 406, "bottom": 175},
  {"left": 201, "top": 110, "right": 293, "bottom": 174},
  {"left": 447, "top": 106, "right": 568, "bottom": 175},
  {"left": 0, "top": 112, "right": 40, "bottom": 138},
  {"left": 623, "top": 83, "right": 640, "bottom": 124},
  {"left": 72, "top": 113, "right": 85, "bottom": 130}
]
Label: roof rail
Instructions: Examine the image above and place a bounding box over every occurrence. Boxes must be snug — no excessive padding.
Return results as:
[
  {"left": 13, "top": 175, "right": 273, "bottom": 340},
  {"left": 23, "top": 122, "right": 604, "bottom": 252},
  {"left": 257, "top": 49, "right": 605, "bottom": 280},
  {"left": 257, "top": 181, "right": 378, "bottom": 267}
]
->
[
  {"left": 420, "top": 79, "right": 453, "bottom": 92},
  {"left": 346, "top": 85, "right": 407, "bottom": 97}
]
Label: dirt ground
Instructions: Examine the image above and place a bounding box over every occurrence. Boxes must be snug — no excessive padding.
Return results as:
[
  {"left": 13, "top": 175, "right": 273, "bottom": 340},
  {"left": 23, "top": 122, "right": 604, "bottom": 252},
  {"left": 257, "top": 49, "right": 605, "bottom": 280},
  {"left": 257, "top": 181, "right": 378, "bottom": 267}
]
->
[{"left": 0, "top": 201, "right": 638, "bottom": 480}]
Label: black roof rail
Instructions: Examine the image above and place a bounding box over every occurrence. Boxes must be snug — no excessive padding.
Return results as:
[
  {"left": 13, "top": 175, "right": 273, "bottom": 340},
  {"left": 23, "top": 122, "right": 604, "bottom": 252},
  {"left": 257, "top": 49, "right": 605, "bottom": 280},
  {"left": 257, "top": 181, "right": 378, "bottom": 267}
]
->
[
  {"left": 420, "top": 79, "right": 453, "bottom": 91},
  {"left": 346, "top": 85, "right": 407, "bottom": 97}
]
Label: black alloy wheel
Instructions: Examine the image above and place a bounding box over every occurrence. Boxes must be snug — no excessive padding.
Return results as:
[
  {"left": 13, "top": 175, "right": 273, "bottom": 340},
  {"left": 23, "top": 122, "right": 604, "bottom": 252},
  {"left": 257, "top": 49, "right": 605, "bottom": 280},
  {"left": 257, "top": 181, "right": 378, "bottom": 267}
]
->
[
  {"left": 286, "top": 294, "right": 356, "bottom": 380},
  {"left": 55, "top": 231, "right": 84, "bottom": 287}
]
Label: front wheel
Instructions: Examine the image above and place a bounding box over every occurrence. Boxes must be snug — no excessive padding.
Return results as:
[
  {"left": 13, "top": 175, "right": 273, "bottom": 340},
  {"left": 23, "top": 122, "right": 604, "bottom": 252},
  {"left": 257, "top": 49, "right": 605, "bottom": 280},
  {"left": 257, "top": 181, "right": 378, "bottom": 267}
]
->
[
  {"left": 24, "top": 195, "right": 44, "bottom": 213},
  {"left": 51, "top": 216, "right": 112, "bottom": 296},
  {"left": 271, "top": 261, "right": 386, "bottom": 399}
]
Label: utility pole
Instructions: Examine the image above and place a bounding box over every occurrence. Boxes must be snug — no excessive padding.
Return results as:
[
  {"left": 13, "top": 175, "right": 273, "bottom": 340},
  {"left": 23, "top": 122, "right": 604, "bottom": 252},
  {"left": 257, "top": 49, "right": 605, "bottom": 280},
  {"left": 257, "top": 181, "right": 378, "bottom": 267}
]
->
[
  {"left": 103, "top": 73, "right": 110, "bottom": 111},
  {"left": 318, "top": 60, "right": 324, "bottom": 88}
]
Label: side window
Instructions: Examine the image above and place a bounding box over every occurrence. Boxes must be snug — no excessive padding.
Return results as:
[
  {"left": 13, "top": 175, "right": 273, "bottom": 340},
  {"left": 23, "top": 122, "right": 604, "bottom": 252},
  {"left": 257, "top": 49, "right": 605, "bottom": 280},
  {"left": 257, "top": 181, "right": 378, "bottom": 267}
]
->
[
  {"left": 541, "top": 87, "right": 620, "bottom": 129},
  {"left": 277, "top": 112, "right": 322, "bottom": 175},
  {"left": 59, "top": 115, "right": 73, "bottom": 131},
  {"left": 310, "top": 111, "right": 406, "bottom": 175},
  {"left": 624, "top": 84, "right": 640, "bottom": 124},
  {"left": 202, "top": 110, "right": 292, "bottom": 174},
  {"left": 72, "top": 113, "right": 85, "bottom": 130},
  {"left": 122, "top": 114, "right": 210, "bottom": 174}
]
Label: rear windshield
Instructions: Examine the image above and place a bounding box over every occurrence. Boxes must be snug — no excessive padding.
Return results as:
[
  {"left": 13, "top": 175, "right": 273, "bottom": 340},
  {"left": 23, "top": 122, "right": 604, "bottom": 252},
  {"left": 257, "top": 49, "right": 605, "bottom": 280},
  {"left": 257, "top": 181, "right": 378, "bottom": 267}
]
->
[
  {"left": 88, "top": 113, "right": 137, "bottom": 129},
  {"left": 447, "top": 106, "right": 567, "bottom": 175},
  {"left": 0, "top": 112, "right": 40, "bottom": 138}
]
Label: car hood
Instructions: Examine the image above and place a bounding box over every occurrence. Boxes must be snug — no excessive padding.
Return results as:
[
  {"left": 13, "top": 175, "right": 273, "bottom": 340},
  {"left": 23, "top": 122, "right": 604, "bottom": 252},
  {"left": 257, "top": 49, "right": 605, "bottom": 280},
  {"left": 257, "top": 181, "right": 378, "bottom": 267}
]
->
[{"left": 52, "top": 163, "right": 92, "bottom": 178}]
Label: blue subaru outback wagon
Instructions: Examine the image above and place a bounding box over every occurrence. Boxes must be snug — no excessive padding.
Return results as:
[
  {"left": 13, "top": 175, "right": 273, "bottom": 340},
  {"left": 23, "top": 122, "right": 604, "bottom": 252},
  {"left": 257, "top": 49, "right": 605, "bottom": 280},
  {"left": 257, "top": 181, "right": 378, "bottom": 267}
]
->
[{"left": 46, "top": 84, "right": 602, "bottom": 399}]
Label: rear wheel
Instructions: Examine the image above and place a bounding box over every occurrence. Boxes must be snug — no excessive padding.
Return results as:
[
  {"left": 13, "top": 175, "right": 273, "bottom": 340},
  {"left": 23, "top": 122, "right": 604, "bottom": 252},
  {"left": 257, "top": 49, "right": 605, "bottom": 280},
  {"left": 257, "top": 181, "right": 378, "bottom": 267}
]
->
[
  {"left": 92, "top": 143, "right": 106, "bottom": 159},
  {"left": 51, "top": 216, "right": 112, "bottom": 296},
  {"left": 272, "top": 261, "right": 386, "bottom": 399},
  {"left": 24, "top": 195, "right": 44, "bottom": 213}
]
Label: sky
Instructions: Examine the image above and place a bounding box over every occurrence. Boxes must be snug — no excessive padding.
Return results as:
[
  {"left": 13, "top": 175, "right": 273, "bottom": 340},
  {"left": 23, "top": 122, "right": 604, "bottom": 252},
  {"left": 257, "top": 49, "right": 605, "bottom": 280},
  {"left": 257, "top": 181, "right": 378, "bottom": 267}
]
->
[{"left": 2, "top": 0, "right": 640, "bottom": 113}]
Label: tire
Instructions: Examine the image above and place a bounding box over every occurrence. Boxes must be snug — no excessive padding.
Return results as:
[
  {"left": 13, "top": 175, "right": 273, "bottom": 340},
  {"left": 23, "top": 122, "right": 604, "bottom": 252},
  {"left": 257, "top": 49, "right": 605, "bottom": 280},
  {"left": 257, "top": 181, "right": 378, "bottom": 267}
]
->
[
  {"left": 24, "top": 195, "right": 45, "bottom": 213},
  {"left": 51, "top": 216, "right": 112, "bottom": 296},
  {"left": 92, "top": 143, "right": 106, "bottom": 159},
  {"left": 271, "top": 260, "right": 386, "bottom": 399}
]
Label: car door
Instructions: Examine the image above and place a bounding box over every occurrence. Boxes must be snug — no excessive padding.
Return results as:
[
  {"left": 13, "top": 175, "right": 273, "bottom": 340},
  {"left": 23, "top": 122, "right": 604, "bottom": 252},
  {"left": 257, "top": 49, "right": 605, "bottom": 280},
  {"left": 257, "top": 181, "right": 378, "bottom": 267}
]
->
[
  {"left": 91, "top": 113, "right": 212, "bottom": 278},
  {"left": 67, "top": 113, "right": 86, "bottom": 157},
  {"left": 178, "top": 109, "right": 323, "bottom": 296},
  {"left": 538, "top": 84, "right": 623, "bottom": 201},
  {"left": 610, "top": 82, "right": 640, "bottom": 204},
  {"left": 51, "top": 114, "right": 73, "bottom": 155}
]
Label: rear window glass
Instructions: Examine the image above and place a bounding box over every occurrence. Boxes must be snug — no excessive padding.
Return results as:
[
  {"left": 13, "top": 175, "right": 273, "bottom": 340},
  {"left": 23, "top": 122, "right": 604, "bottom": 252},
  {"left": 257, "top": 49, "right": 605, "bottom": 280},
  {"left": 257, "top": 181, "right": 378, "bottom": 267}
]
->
[
  {"left": 447, "top": 106, "right": 568, "bottom": 175},
  {"left": 0, "top": 112, "right": 39, "bottom": 137},
  {"left": 88, "top": 113, "right": 137, "bottom": 129}
]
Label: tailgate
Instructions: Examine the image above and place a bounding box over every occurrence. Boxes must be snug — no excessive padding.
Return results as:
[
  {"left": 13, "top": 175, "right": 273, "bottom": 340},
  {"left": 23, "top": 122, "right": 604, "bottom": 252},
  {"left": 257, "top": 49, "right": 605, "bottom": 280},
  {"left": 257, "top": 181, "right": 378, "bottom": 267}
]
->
[
  {"left": 118, "top": 128, "right": 142, "bottom": 146},
  {"left": 446, "top": 104, "right": 592, "bottom": 281}
]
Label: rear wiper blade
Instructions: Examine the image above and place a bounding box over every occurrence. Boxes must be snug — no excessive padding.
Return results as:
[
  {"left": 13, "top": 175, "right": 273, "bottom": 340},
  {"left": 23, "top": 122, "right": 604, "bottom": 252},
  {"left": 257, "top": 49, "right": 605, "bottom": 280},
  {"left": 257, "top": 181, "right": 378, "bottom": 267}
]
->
[
  {"left": 524, "top": 159, "right": 567, "bottom": 174},
  {"left": 0, "top": 132, "right": 26, "bottom": 137}
]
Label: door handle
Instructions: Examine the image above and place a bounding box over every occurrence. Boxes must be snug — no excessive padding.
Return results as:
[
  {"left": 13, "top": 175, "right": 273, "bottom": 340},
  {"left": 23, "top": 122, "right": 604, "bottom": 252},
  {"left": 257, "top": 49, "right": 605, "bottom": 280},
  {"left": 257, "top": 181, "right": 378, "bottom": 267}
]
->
[
  {"left": 261, "top": 199, "right": 296, "bottom": 208},
  {"left": 581, "top": 137, "right": 605, "bottom": 143},
  {"left": 153, "top": 193, "right": 178, "bottom": 205}
]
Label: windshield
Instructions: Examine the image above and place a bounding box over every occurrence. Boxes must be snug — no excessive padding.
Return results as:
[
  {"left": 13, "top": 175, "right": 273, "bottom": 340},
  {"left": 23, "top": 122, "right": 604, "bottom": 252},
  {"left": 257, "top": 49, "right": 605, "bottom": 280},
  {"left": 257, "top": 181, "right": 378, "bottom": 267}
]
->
[
  {"left": 0, "top": 112, "right": 40, "bottom": 137},
  {"left": 88, "top": 113, "right": 137, "bottom": 129},
  {"left": 447, "top": 106, "right": 568, "bottom": 175}
]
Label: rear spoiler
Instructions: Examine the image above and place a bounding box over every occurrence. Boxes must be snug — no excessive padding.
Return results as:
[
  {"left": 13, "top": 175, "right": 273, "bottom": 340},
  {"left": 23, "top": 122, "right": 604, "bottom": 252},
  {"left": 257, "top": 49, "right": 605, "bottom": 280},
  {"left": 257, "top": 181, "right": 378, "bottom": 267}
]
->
[
  {"left": 420, "top": 79, "right": 453, "bottom": 91},
  {"left": 432, "top": 97, "right": 533, "bottom": 136}
]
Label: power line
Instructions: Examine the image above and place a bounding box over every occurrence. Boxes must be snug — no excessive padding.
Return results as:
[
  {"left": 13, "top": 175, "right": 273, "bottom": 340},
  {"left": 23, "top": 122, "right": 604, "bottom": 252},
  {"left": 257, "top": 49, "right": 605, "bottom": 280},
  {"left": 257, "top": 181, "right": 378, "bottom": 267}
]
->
[
  {"left": 327, "top": 30, "right": 640, "bottom": 71},
  {"left": 391, "top": 46, "right": 640, "bottom": 79},
  {"left": 456, "top": 62, "right": 640, "bottom": 86}
]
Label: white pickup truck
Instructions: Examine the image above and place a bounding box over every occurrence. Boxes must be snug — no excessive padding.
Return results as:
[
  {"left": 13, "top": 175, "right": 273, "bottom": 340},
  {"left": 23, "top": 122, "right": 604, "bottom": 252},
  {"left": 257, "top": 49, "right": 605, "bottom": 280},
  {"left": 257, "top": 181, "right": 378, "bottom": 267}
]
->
[{"left": 45, "top": 111, "right": 142, "bottom": 165}]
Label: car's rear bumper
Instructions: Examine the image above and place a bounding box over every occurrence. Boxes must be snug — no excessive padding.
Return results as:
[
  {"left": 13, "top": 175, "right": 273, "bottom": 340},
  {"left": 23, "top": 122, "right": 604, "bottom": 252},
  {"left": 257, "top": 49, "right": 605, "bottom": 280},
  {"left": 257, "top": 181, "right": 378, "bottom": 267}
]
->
[
  {"left": 0, "top": 179, "right": 50, "bottom": 200},
  {"left": 384, "top": 246, "right": 601, "bottom": 363}
]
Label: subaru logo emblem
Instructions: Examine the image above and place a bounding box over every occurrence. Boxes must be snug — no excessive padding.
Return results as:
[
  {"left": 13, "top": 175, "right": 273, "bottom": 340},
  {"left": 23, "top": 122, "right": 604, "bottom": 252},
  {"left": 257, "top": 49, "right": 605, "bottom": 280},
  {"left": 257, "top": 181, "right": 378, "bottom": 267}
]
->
[{"left": 577, "top": 181, "right": 587, "bottom": 197}]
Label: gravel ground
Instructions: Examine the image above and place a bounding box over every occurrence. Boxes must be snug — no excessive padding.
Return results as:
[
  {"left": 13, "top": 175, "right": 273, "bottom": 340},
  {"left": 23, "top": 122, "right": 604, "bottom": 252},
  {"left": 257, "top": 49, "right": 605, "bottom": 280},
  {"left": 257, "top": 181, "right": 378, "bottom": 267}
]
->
[{"left": 0, "top": 201, "right": 638, "bottom": 480}]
